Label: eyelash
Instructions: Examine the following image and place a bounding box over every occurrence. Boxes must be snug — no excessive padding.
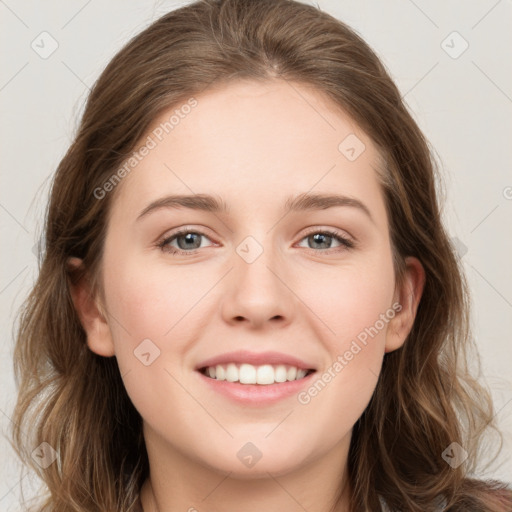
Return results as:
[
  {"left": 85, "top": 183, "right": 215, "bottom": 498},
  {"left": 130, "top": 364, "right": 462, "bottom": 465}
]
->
[{"left": 156, "top": 227, "right": 355, "bottom": 256}]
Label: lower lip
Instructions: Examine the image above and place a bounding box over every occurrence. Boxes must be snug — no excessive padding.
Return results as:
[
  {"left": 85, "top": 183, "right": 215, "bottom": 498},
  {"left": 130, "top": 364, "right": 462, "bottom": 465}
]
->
[{"left": 196, "top": 370, "right": 316, "bottom": 405}]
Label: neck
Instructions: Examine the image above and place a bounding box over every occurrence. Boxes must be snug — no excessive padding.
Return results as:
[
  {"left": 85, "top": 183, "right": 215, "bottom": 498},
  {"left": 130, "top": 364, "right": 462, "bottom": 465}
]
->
[
  {"left": 141, "top": 476, "right": 351, "bottom": 512},
  {"left": 139, "top": 432, "right": 352, "bottom": 512}
]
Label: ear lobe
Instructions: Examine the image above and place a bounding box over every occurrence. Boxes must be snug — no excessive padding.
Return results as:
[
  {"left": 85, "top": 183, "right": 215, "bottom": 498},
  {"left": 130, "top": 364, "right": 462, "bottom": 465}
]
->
[
  {"left": 67, "top": 257, "right": 115, "bottom": 357},
  {"left": 385, "top": 256, "right": 425, "bottom": 353}
]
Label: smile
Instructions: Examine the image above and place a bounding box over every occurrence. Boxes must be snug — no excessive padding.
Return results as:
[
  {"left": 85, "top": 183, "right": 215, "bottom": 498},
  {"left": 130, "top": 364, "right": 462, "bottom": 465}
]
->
[{"left": 199, "top": 363, "right": 315, "bottom": 385}]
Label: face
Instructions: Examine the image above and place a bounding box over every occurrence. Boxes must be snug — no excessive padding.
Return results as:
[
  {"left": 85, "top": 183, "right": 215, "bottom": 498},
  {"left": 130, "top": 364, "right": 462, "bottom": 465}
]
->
[{"left": 73, "top": 78, "right": 423, "bottom": 478}]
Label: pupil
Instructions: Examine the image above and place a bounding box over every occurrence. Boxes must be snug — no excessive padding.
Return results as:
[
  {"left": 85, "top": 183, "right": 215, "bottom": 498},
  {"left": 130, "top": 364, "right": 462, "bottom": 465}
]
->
[
  {"left": 311, "top": 233, "right": 331, "bottom": 249},
  {"left": 176, "top": 233, "right": 333, "bottom": 251},
  {"left": 178, "top": 233, "right": 200, "bottom": 250}
]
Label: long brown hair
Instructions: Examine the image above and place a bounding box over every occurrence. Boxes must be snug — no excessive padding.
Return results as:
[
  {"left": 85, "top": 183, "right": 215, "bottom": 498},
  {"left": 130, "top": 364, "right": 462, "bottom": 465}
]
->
[{"left": 10, "top": 0, "right": 511, "bottom": 510}]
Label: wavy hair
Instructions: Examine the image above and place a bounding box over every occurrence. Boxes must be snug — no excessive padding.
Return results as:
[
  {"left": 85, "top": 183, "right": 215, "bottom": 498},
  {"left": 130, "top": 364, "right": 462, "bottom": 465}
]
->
[{"left": 10, "top": 0, "right": 512, "bottom": 510}]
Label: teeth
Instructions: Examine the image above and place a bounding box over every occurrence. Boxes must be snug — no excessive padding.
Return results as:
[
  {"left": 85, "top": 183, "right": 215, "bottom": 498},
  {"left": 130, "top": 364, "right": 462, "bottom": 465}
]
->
[
  {"left": 202, "top": 363, "right": 311, "bottom": 385},
  {"left": 287, "top": 366, "right": 297, "bottom": 381},
  {"left": 226, "top": 363, "right": 238, "bottom": 382}
]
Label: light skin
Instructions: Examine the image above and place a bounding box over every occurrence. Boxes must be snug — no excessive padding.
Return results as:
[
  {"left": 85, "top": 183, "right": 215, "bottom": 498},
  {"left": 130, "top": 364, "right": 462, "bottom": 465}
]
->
[{"left": 69, "top": 79, "right": 425, "bottom": 511}]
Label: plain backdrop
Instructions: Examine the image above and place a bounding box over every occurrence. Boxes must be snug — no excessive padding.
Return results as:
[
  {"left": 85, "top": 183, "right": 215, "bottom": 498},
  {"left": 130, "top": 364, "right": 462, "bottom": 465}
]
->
[{"left": 1, "top": 0, "right": 511, "bottom": 509}]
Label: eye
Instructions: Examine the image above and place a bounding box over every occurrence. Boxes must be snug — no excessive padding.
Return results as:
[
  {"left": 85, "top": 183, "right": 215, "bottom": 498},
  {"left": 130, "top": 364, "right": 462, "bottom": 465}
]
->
[
  {"left": 296, "top": 229, "right": 354, "bottom": 253},
  {"left": 157, "top": 228, "right": 214, "bottom": 255},
  {"left": 157, "top": 227, "right": 355, "bottom": 256}
]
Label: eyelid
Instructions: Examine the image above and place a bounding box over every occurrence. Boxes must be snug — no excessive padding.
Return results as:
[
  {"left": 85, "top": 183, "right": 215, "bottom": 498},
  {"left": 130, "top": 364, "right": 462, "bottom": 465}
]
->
[
  {"left": 157, "top": 225, "right": 214, "bottom": 240},
  {"left": 156, "top": 225, "right": 356, "bottom": 255},
  {"left": 156, "top": 226, "right": 216, "bottom": 253},
  {"left": 296, "top": 226, "right": 355, "bottom": 252},
  {"left": 300, "top": 225, "right": 354, "bottom": 242}
]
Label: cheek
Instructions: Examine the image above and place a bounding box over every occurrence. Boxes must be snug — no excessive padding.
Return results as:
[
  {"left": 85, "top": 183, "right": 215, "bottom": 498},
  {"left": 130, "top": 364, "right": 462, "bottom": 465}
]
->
[
  {"left": 101, "top": 264, "right": 193, "bottom": 423},
  {"left": 294, "top": 255, "right": 395, "bottom": 403},
  {"left": 103, "top": 249, "right": 208, "bottom": 342},
  {"left": 104, "top": 242, "right": 396, "bottom": 374},
  {"left": 292, "top": 282, "right": 394, "bottom": 447},
  {"left": 102, "top": 235, "right": 395, "bottom": 415},
  {"left": 100, "top": 253, "right": 215, "bottom": 397},
  {"left": 296, "top": 254, "right": 396, "bottom": 345}
]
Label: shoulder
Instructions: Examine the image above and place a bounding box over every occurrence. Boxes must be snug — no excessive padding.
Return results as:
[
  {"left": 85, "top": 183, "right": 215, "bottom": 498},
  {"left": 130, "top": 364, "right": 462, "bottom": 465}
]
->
[
  {"left": 379, "top": 480, "right": 512, "bottom": 511},
  {"left": 133, "top": 494, "right": 143, "bottom": 512}
]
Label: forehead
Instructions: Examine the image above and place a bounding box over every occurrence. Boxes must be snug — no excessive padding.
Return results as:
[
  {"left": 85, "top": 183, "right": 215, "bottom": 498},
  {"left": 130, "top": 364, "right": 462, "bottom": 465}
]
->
[{"left": 109, "top": 78, "right": 385, "bottom": 222}]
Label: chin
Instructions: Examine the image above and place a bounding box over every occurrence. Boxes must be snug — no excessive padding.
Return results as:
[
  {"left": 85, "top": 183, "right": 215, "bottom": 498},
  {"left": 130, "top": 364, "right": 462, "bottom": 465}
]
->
[{"left": 198, "top": 447, "right": 305, "bottom": 479}]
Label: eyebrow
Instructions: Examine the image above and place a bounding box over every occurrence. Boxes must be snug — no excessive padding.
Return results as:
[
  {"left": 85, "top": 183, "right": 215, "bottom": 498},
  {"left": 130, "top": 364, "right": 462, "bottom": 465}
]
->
[{"left": 136, "top": 192, "right": 374, "bottom": 223}]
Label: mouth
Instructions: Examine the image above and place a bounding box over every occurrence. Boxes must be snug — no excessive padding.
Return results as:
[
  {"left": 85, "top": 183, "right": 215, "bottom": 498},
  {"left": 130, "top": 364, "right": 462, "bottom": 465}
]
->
[{"left": 197, "top": 363, "right": 316, "bottom": 385}]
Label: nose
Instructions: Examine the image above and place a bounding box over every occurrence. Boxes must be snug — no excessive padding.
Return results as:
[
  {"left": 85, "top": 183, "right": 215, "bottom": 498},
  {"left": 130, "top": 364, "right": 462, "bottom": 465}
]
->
[{"left": 221, "top": 240, "right": 297, "bottom": 330}]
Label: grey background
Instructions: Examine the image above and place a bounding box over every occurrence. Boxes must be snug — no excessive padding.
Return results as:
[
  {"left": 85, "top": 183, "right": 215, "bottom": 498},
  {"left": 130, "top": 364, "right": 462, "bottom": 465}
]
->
[{"left": 1, "top": 0, "right": 511, "bottom": 508}]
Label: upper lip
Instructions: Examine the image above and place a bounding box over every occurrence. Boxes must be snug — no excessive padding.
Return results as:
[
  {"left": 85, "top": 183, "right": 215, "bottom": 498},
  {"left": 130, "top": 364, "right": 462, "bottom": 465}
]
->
[{"left": 195, "top": 350, "right": 316, "bottom": 371}]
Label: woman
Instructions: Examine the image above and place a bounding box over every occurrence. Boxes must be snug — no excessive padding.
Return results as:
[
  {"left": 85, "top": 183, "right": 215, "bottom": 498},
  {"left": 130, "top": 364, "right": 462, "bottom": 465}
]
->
[{"left": 11, "top": 0, "right": 512, "bottom": 510}]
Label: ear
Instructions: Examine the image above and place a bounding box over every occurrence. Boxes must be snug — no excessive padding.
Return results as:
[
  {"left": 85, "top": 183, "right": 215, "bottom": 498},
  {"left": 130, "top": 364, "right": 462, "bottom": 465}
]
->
[
  {"left": 67, "top": 257, "right": 115, "bottom": 357},
  {"left": 385, "top": 256, "right": 425, "bottom": 353}
]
